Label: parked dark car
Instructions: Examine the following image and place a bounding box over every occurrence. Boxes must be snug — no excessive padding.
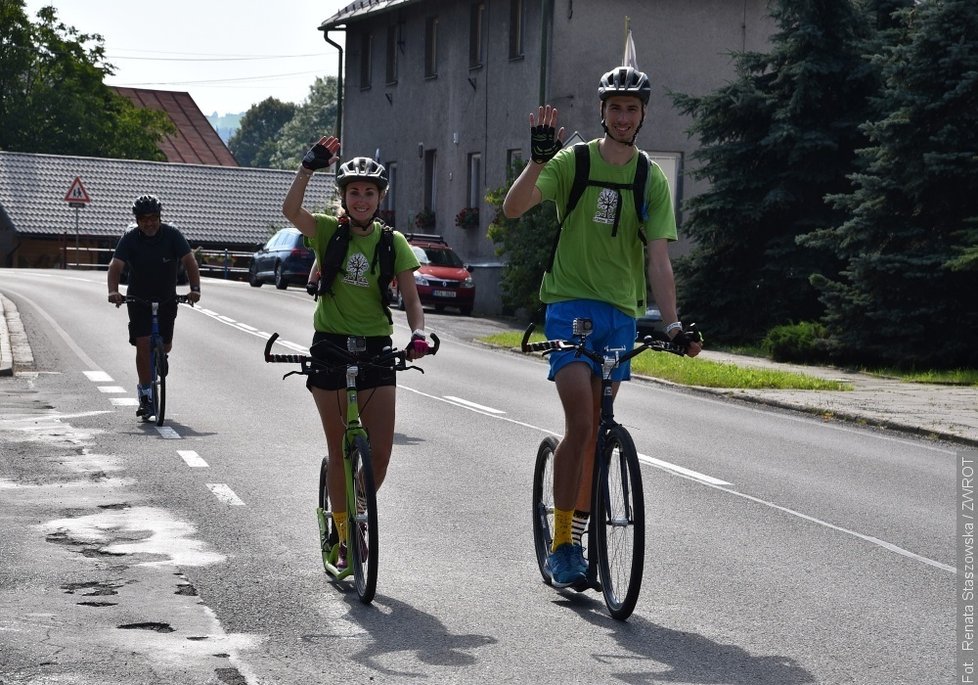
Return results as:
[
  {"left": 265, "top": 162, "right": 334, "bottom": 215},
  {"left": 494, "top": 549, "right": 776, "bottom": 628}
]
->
[
  {"left": 636, "top": 301, "right": 679, "bottom": 341},
  {"left": 249, "top": 227, "right": 315, "bottom": 290},
  {"left": 390, "top": 233, "right": 475, "bottom": 315}
]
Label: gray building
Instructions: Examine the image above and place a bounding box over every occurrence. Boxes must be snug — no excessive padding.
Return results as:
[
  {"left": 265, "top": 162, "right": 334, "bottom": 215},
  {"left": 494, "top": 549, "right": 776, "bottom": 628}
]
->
[{"left": 320, "top": 0, "right": 775, "bottom": 314}]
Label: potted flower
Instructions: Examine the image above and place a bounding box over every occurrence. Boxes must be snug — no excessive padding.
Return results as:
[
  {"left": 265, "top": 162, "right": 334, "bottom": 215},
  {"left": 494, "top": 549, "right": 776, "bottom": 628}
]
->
[
  {"left": 414, "top": 209, "right": 436, "bottom": 229},
  {"left": 455, "top": 207, "right": 479, "bottom": 229}
]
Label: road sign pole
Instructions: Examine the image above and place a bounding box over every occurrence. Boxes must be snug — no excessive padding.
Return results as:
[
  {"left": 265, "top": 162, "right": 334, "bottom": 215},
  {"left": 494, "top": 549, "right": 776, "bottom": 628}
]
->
[{"left": 74, "top": 207, "right": 80, "bottom": 267}]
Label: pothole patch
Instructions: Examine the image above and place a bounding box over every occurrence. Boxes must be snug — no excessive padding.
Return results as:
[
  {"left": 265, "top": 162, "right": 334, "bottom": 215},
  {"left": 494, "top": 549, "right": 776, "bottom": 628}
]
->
[{"left": 118, "top": 621, "right": 175, "bottom": 633}]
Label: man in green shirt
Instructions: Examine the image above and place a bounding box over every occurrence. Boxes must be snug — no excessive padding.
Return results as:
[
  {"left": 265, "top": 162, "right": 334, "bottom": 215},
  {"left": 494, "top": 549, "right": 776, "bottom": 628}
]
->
[{"left": 503, "top": 66, "right": 702, "bottom": 588}]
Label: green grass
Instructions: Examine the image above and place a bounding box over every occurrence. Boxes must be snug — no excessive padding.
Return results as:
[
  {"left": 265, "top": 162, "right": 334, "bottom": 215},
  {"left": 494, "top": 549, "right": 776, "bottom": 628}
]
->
[
  {"left": 481, "top": 332, "right": 852, "bottom": 391},
  {"left": 864, "top": 367, "right": 978, "bottom": 386}
]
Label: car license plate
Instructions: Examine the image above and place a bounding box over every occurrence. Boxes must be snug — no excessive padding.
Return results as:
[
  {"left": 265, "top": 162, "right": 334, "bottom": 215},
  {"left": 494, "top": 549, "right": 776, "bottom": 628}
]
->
[{"left": 433, "top": 290, "right": 455, "bottom": 298}]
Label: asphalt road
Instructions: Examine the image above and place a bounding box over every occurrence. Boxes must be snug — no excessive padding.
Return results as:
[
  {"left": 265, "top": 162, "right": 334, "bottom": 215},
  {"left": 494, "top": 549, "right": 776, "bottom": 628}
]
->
[{"left": 0, "top": 269, "right": 956, "bottom": 684}]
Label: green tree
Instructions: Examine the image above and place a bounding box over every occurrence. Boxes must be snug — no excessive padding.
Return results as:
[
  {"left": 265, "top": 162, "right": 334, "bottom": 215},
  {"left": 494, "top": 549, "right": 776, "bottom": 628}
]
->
[
  {"left": 0, "top": 2, "right": 172, "bottom": 158},
  {"left": 229, "top": 97, "right": 297, "bottom": 167},
  {"left": 485, "top": 159, "right": 557, "bottom": 316},
  {"left": 672, "top": 0, "right": 881, "bottom": 343},
  {"left": 806, "top": 0, "right": 978, "bottom": 367},
  {"left": 267, "top": 77, "right": 339, "bottom": 169}
]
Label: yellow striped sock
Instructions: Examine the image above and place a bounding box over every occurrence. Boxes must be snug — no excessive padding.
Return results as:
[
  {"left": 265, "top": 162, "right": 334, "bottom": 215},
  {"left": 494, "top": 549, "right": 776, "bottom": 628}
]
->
[
  {"left": 551, "top": 508, "right": 574, "bottom": 552},
  {"left": 333, "top": 511, "right": 348, "bottom": 544}
]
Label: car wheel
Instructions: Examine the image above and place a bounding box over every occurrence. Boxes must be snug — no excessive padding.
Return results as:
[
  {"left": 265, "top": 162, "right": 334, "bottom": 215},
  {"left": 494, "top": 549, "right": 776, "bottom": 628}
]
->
[
  {"left": 274, "top": 264, "right": 288, "bottom": 290},
  {"left": 460, "top": 307, "right": 473, "bottom": 316},
  {"left": 249, "top": 265, "right": 262, "bottom": 287}
]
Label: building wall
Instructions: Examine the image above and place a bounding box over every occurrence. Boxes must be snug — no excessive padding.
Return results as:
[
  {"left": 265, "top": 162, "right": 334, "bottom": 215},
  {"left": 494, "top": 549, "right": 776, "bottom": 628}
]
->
[{"left": 336, "top": 0, "right": 776, "bottom": 314}]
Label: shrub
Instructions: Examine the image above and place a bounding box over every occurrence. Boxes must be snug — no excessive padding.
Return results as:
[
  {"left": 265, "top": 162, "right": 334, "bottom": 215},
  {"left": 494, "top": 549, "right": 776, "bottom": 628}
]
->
[{"left": 762, "top": 321, "right": 831, "bottom": 364}]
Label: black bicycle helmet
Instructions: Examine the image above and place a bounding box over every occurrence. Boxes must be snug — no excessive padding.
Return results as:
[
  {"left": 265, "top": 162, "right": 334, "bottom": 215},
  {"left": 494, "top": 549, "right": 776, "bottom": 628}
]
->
[
  {"left": 132, "top": 194, "right": 162, "bottom": 216},
  {"left": 336, "top": 157, "right": 389, "bottom": 191},
  {"left": 598, "top": 66, "right": 651, "bottom": 105}
]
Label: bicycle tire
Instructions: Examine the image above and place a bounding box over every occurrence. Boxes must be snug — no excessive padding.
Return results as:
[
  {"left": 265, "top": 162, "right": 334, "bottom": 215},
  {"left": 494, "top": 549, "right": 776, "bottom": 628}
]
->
[
  {"left": 153, "top": 341, "right": 166, "bottom": 426},
  {"left": 531, "top": 437, "right": 558, "bottom": 584},
  {"left": 349, "top": 435, "right": 379, "bottom": 604},
  {"left": 317, "top": 457, "right": 337, "bottom": 570},
  {"left": 594, "top": 425, "right": 645, "bottom": 620}
]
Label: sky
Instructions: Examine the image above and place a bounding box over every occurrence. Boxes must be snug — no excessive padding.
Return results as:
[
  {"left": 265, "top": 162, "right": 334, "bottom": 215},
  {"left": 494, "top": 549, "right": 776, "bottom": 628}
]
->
[{"left": 23, "top": 0, "right": 351, "bottom": 116}]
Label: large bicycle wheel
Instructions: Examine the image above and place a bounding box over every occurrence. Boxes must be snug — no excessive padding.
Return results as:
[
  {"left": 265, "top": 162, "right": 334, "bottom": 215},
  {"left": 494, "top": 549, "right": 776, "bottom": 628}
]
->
[
  {"left": 594, "top": 425, "right": 645, "bottom": 620},
  {"left": 349, "top": 436, "right": 379, "bottom": 604},
  {"left": 531, "top": 437, "right": 558, "bottom": 584},
  {"left": 152, "top": 341, "right": 166, "bottom": 426},
  {"left": 316, "top": 457, "right": 337, "bottom": 570}
]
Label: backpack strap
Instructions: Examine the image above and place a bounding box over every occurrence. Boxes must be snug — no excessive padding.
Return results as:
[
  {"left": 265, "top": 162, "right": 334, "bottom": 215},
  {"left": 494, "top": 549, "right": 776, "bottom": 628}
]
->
[
  {"left": 370, "top": 223, "right": 396, "bottom": 324},
  {"left": 545, "top": 143, "right": 590, "bottom": 273},
  {"left": 316, "top": 217, "right": 352, "bottom": 298}
]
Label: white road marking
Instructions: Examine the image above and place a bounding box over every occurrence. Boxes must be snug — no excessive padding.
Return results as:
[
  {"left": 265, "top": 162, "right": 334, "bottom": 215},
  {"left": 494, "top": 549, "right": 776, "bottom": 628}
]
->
[
  {"left": 97, "top": 385, "right": 127, "bottom": 393},
  {"left": 400, "top": 385, "right": 949, "bottom": 572},
  {"left": 178, "top": 450, "right": 209, "bottom": 468},
  {"left": 639, "top": 454, "right": 731, "bottom": 486},
  {"left": 155, "top": 426, "right": 181, "bottom": 439},
  {"left": 442, "top": 396, "right": 506, "bottom": 414},
  {"left": 110, "top": 397, "right": 139, "bottom": 406},
  {"left": 703, "top": 480, "right": 955, "bottom": 574},
  {"left": 207, "top": 484, "right": 245, "bottom": 506},
  {"left": 83, "top": 370, "right": 113, "bottom": 382}
]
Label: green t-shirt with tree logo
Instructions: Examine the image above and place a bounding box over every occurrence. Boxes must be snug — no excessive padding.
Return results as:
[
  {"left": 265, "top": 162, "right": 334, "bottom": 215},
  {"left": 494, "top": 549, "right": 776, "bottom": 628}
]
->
[
  {"left": 306, "top": 215, "right": 419, "bottom": 336},
  {"left": 535, "top": 139, "right": 677, "bottom": 318}
]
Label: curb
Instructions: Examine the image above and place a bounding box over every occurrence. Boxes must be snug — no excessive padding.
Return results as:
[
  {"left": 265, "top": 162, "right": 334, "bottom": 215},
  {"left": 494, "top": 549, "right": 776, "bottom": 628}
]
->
[{"left": 0, "top": 294, "right": 12, "bottom": 377}]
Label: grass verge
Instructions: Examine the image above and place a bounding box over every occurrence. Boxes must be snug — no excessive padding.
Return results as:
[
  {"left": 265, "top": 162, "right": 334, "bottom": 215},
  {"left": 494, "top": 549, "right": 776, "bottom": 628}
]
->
[{"left": 481, "top": 332, "right": 852, "bottom": 391}]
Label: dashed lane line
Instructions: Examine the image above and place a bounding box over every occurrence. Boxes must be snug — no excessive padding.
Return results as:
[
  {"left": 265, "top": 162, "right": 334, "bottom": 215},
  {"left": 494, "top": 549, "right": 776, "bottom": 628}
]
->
[{"left": 206, "top": 484, "right": 245, "bottom": 506}]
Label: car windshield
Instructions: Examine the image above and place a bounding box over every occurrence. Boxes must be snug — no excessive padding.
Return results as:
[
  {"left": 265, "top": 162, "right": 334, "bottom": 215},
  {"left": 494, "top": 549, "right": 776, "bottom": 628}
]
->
[{"left": 422, "top": 247, "right": 464, "bottom": 267}]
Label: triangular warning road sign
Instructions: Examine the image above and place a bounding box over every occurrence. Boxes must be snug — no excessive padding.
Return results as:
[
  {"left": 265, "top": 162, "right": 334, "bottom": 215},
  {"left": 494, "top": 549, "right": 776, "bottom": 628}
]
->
[{"left": 64, "top": 177, "right": 91, "bottom": 204}]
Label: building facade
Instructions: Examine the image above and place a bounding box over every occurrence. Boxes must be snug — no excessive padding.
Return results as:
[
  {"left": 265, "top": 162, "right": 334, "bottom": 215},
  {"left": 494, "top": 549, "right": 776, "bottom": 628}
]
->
[{"left": 320, "top": 0, "right": 776, "bottom": 314}]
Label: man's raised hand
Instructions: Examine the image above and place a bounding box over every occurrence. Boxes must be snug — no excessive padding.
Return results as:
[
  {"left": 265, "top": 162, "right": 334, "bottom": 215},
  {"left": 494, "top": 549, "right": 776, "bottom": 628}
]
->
[{"left": 530, "top": 105, "right": 565, "bottom": 164}]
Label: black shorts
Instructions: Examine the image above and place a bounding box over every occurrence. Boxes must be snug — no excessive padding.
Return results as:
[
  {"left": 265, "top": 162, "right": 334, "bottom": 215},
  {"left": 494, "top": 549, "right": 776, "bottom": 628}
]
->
[
  {"left": 305, "top": 332, "right": 396, "bottom": 392},
  {"left": 127, "top": 300, "right": 178, "bottom": 346}
]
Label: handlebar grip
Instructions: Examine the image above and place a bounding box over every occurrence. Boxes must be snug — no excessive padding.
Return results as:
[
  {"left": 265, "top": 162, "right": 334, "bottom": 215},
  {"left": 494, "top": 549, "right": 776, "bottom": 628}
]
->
[
  {"left": 429, "top": 332, "right": 441, "bottom": 355},
  {"left": 267, "top": 353, "right": 309, "bottom": 364},
  {"left": 520, "top": 323, "right": 536, "bottom": 353},
  {"left": 523, "top": 340, "right": 571, "bottom": 353}
]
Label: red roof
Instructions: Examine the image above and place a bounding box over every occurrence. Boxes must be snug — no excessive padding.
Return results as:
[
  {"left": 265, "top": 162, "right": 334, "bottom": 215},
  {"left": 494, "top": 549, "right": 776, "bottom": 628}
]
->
[{"left": 111, "top": 87, "right": 239, "bottom": 167}]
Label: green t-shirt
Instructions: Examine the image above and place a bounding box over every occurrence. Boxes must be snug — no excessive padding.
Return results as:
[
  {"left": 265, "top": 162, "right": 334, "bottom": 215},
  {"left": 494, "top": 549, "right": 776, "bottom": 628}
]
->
[
  {"left": 535, "top": 139, "right": 677, "bottom": 318},
  {"left": 306, "top": 215, "right": 420, "bottom": 336}
]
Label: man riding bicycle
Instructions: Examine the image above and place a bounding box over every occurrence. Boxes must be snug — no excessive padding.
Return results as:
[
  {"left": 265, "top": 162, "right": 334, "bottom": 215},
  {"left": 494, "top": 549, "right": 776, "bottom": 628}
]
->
[
  {"left": 502, "top": 66, "right": 702, "bottom": 587},
  {"left": 107, "top": 195, "right": 201, "bottom": 417}
]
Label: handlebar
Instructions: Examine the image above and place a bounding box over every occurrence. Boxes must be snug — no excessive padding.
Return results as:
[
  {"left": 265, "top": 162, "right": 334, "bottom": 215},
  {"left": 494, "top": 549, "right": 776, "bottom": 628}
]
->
[
  {"left": 119, "top": 294, "right": 195, "bottom": 308},
  {"left": 264, "top": 331, "right": 440, "bottom": 379},
  {"left": 520, "top": 320, "right": 696, "bottom": 366}
]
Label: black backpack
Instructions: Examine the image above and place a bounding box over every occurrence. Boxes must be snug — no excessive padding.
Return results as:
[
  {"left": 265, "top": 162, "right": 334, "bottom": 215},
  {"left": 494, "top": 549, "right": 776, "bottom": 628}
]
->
[
  {"left": 546, "top": 142, "right": 651, "bottom": 272},
  {"left": 316, "top": 217, "right": 397, "bottom": 323}
]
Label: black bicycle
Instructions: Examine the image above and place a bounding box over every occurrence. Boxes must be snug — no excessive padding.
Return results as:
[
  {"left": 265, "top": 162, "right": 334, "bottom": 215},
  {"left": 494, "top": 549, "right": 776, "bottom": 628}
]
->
[
  {"left": 523, "top": 317, "right": 697, "bottom": 620},
  {"left": 264, "top": 332, "right": 439, "bottom": 603},
  {"left": 120, "top": 295, "right": 193, "bottom": 426}
]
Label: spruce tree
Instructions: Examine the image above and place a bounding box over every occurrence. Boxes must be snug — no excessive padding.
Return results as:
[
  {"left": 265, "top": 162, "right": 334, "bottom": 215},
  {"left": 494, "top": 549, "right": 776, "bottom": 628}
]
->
[
  {"left": 808, "top": 0, "right": 978, "bottom": 367},
  {"left": 673, "top": 0, "right": 879, "bottom": 343}
]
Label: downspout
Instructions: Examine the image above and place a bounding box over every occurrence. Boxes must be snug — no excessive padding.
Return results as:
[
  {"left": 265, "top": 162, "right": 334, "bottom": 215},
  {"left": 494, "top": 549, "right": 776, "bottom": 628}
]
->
[
  {"left": 539, "top": 0, "right": 554, "bottom": 105},
  {"left": 321, "top": 27, "right": 345, "bottom": 142}
]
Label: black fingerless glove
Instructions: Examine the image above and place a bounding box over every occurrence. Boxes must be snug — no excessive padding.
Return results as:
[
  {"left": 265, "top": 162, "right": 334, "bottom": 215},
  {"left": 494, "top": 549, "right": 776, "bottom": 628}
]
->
[
  {"left": 302, "top": 137, "right": 337, "bottom": 171},
  {"left": 530, "top": 124, "right": 562, "bottom": 164},
  {"left": 670, "top": 324, "right": 703, "bottom": 353}
]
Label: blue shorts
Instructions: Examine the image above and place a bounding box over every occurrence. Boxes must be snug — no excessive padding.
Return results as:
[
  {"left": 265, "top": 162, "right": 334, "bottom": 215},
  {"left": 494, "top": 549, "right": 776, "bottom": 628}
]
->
[{"left": 544, "top": 300, "right": 637, "bottom": 382}]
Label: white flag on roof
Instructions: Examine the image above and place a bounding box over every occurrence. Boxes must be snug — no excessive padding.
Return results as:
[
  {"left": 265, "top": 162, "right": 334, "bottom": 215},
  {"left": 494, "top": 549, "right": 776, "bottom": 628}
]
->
[{"left": 623, "top": 28, "right": 639, "bottom": 69}]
